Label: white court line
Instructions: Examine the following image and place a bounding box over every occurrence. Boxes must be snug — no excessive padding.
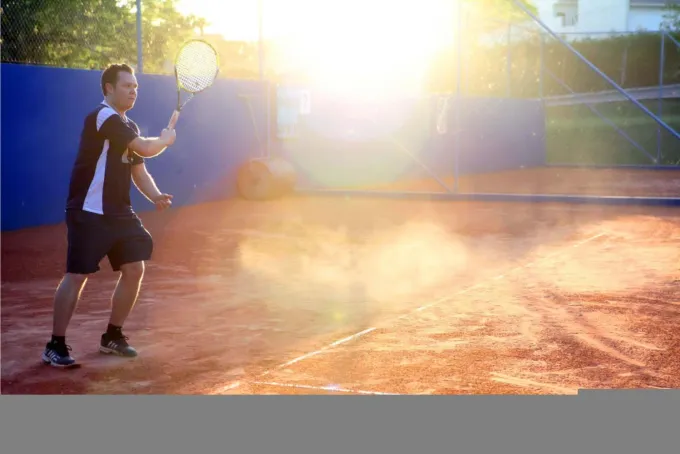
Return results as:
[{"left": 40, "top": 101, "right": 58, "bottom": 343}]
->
[
  {"left": 490, "top": 373, "right": 579, "bottom": 395},
  {"left": 250, "top": 381, "right": 400, "bottom": 395},
  {"left": 262, "top": 327, "right": 378, "bottom": 375},
  {"left": 210, "top": 232, "right": 608, "bottom": 394}
]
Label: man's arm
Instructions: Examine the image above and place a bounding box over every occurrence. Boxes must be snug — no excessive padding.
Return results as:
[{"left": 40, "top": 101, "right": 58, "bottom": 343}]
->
[
  {"left": 127, "top": 134, "right": 174, "bottom": 159},
  {"left": 130, "top": 111, "right": 180, "bottom": 158},
  {"left": 131, "top": 163, "right": 163, "bottom": 202},
  {"left": 100, "top": 110, "right": 179, "bottom": 159}
]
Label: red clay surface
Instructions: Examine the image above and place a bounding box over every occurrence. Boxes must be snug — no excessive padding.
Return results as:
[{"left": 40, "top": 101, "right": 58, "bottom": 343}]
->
[{"left": 2, "top": 186, "right": 680, "bottom": 394}]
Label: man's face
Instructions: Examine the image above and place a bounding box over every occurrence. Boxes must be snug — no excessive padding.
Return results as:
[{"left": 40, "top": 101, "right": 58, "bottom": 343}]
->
[{"left": 108, "top": 71, "right": 138, "bottom": 111}]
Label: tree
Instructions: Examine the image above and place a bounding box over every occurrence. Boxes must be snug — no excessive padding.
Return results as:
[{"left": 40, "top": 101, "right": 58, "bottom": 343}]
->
[
  {"left": 449, "top": 0, "right": 538, "bottom": 28},
  {"left": 1, "top": 0, "right": 207, "bottom": 73},
  {"left": 1, "top": 0, "right": 537, "bottom": 80},
  {"left": 424, "top": 0, "right": 538, "bottom": 93},
  {"left": 662, "top": 2, "right": 680, "bottom": 31},
  {"left": 477, "top": 0, "right": 537, "bottom": 22},
  {"left": 661, "top": 3, "right": 680, "bottom": 80}
]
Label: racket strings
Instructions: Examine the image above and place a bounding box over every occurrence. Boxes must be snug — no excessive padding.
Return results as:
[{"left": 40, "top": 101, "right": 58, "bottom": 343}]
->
[{"left": 175, "top": 41, "right": 219, "bottom": 93}]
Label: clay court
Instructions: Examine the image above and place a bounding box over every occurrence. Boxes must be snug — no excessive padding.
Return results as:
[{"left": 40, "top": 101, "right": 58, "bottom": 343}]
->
[{"left": 2, "top": 167, "right": 680, "bottom": 395}]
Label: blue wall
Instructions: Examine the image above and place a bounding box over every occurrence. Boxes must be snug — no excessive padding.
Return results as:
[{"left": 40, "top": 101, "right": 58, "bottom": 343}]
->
[
  {"left": 1, "top": 64, "right": 268, "bottom": 231},
  {"left": 277, "top": 92, "right": 546, "bottom": 189},
  {"left": 2, "top": 64, "right": 546, "bottom": 231},
  {"left": 455, "top": 97, "right": 546, "bottom": 175}
]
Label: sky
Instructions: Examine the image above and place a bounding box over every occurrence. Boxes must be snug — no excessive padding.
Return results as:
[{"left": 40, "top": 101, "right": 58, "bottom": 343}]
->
[
  {"left": 176, "top": 0, "right": 455, "bottom": 42},
  {"left": 175, "top": 0, "right": 256, "bottom": 40}
]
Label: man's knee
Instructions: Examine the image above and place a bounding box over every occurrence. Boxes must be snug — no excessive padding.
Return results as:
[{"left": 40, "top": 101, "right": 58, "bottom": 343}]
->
[
  {"left": 64, "top": 272, "right": 89, "bottom": 288},
  {"left": 120, "top": 261, "right": 145, "bottom": 281}
]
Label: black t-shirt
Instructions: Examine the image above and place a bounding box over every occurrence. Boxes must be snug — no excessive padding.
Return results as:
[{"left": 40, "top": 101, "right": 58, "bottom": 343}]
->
[{"left": 66, "top": 102, "right": 145, "bottom": 216}]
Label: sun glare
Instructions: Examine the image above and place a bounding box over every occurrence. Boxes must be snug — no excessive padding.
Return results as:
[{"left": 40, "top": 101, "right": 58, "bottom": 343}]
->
[
  {"left": 278, "top": 0, "right": 454, "bottom": 95},
  {"left": 179, "top": 0, "right": 455, "bottom": 96}
]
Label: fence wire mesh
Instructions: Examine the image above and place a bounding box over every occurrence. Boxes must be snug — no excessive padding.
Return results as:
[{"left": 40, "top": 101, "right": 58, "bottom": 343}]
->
[
  {"left": 1, "top": 0, "right": 210, "bottom": 74},
  {"left": 2, "top": 0, "right": 680, "bottom": 95}
]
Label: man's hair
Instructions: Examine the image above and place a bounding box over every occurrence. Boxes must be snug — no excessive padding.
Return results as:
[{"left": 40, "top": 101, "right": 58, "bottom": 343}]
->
[{"left": 101, "top": 63, "right": 134, "bottom": 97}]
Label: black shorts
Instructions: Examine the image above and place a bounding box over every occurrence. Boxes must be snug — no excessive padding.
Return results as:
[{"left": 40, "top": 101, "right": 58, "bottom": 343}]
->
[{"left": 65, "top": 209, "right": 153, "bottom": 274}]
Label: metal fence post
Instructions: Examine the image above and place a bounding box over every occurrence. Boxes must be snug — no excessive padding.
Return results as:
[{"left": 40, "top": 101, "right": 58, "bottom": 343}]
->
[
  {"left": 136, "top": 0, "right": 143, "bottom": 73},
  {"left": 258, "top": 0, "right": 264, "bottom": 81},
  {"left": 657, "top": 32, "right": 666, "bottom": 163},
  {"left": 454, "top": 0, "right": 463, "bottom": 193},
  {"left": 257, "top": 0, "right": 270, "bottom": 159},
  {"left": 539, "top": 32, "right": 545, "bottom": 98},
  {"left": 507, "top": 22, "right": 512, "bottom": 97},
  {"left": 510, "top": 0, "right": 680, "bottom": 144}
]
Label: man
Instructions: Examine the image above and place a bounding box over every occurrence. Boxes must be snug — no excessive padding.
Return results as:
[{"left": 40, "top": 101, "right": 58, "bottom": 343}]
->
[{"left": 42, "top": 63, "right": 180, "bottom": 368}]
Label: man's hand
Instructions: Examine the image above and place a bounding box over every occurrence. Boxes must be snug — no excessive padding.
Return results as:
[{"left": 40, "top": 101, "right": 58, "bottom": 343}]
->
[
  {"left": 159, "top": 110, "right": 180, "bottom": 147},
  {"left": 153, "top": 193, "right": 173, "bottom": 211},
  {"left": 160, "top": 127, "right": 176, "bottom": 147}
]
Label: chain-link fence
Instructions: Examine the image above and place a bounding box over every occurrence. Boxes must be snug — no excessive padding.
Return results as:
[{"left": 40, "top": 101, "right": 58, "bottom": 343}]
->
[
  {"left": 3, "top": 0, "right": 680, "bottom": 90},
  {"left": 0, "top": 0, "right": 212, "bottom": 75}
]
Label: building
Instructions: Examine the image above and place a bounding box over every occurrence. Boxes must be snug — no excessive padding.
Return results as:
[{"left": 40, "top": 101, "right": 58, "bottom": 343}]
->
[{"left": 536, "top": 0, "right": 680, "bottom": 37}]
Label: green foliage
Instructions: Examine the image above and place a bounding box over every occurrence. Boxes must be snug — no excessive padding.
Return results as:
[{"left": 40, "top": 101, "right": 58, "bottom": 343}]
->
[
  {"left": 427, "top": 30, "right": 680, "bottom": 97},
  {"left": 1, "top": 0, "right": 537, "bottom": 78},
  {"left": 462, "top": 0, "right": 537, "bottom": 23},
  {"left": 545, "top": 99, "right": 680, "bottom": 166},
  {"left": 1, "top": 0, "right": 206, "bottom": 73},
  {"left": 662, "top": 3, "right": 680, "bottom": 31}
]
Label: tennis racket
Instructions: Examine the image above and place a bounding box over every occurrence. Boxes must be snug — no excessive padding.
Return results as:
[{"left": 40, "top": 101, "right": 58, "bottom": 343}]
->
[{"left": 170, "top": 39, "right": 220, "bottom": 125}]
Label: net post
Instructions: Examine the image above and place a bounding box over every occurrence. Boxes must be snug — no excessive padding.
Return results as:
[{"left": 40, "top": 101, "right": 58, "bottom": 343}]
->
[
  {"left": 657, "top": 32, "right": 666, "bottom": 164},
  {"left": 136, "top": 0, "right": 143, "bottom": 74}
]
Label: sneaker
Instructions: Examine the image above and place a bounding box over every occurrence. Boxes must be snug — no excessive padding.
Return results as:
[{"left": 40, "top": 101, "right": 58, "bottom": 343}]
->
[
  {"left": 99, "top": 332, "right": 138, "bottom": 357},
  {"left": 42, "top": 341, "right": 79, "bottom": 368}
]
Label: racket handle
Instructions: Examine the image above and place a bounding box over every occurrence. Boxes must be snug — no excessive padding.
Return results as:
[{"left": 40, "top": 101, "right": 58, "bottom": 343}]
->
[{"left": 168, "top": 110, "right": 180, "bottom": 129}]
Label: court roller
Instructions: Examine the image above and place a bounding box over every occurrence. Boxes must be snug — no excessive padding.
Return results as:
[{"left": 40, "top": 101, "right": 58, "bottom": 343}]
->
[{"left": 236, "top": 156, "right": 297, "bottom": 200}]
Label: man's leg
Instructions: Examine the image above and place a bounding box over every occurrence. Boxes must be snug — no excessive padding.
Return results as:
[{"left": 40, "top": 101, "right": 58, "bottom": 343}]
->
[
  {"left": 100, "top": 215, "right": 153, "bottom": 358},
  {"left": 99, "top": 262, "right": 144, "bottom": 357},
  {"left": 109, "top": 261, "right": 144, "bottom": 328},
  {"left": 42, "top": 273, "right": 89, "bottom": 368},
  {"left": 52, "top": 273, "right": 89, "bottom": 336},
  {"left": 43, "top": 210, "right": 109, "bottom": 368}
]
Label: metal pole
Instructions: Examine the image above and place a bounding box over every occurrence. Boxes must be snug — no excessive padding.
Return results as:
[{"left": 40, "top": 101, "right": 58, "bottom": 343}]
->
[
  {"left": 258, "top": 0, "right": 271, "bottom": 159},
  {"left": 507, "top": 22, "right": 512, "bottom": 97},
  {"left": 546, "top": 68, "right": 656, "bottom": 163},
  {"left": 539, "top": 33, "right": 544, "bottom": 98},
  {"left": 510, "top": 0, "right": 680, "bottom": 144},
  {"left": 657, "top": 32, "right": 665, "bottom": 163},
  {"left": 454, "top": 0, "right": 462, "bottom": 193},
  {"left": 266, "top": 82, "right": 272, "bottom": 159},
  {"left": 257, "top": 0, "right": 264, "bottom": 81},
  {"left": 136, "top": 0, "right": 143, "bottom": 73},
  {"left": 664, "top": 31, "right": 680, "bottom": 49},
  {"left": 456, "top": 3, "right": 461, "bottom": 97}
]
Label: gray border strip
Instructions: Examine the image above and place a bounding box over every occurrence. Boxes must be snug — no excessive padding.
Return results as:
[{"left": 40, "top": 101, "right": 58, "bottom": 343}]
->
[{"left": 1, "top": 393, "right": 679, "bottom": 454}]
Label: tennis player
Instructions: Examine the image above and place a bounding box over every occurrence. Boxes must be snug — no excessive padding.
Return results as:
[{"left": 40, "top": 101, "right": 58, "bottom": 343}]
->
[{"left": 42, "top": 63, "right": 179, "bottom": 368}]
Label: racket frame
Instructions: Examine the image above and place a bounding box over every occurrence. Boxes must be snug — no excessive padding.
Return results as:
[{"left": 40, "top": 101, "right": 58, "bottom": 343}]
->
[{"left": 173, "top": 38, "right": 220, "bottom": 112}]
